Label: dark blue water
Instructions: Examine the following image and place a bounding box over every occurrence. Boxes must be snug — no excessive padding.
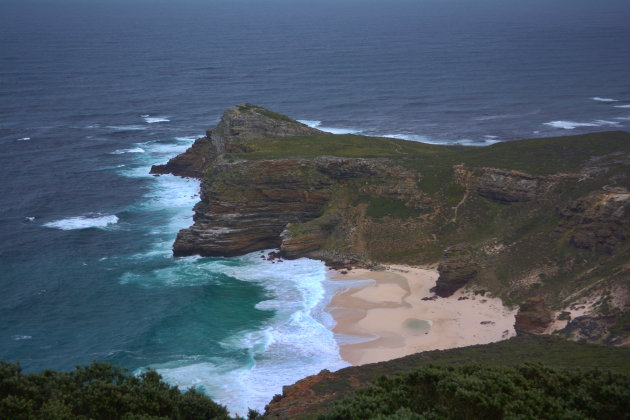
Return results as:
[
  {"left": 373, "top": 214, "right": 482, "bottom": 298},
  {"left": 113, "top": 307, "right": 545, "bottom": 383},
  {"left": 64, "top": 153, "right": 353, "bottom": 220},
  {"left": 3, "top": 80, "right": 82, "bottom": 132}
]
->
[{"left": 1, "top": 0, "right": 629, "bottom": 414}]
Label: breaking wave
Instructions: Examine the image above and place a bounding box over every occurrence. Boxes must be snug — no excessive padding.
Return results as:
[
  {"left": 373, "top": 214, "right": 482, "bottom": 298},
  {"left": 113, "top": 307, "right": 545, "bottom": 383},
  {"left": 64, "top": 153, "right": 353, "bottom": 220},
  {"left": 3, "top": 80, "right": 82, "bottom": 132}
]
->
[{"left": 43, "top": 214, "right": 119, "bottom": 230}]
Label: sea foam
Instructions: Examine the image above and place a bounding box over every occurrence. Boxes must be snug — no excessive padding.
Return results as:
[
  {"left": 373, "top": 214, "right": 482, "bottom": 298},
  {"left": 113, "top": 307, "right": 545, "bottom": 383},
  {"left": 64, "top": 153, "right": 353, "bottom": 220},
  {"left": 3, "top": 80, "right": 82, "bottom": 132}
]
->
[
  {"left": 614, "top": 105, "right": 630, "bottom": 108},
  {"left": 592, "top": 97, "right": 619, "bottom": 102},
  {"left": 43, "top": 214, "right": 119, "bottom": 230},
  {"left": 544, "top": 120, "right": 620, "bottom": 130},
  {"left": 153, "top": 252, "right": 350, "bottom": 416},
  {"left": 142, "top": 115, "right": 171, "bottom": 124},
  {"left": 12, "top": 335, "right": 32, "bottom": 341},
  {"left": 106, "top": 125, "right": 147, "bottom": 131},
  {"left": 111, "top": 147, "right": 146, "bottom": 154},
  {"left": 298, "top": 119, "right": 360, "bottom": 134}
]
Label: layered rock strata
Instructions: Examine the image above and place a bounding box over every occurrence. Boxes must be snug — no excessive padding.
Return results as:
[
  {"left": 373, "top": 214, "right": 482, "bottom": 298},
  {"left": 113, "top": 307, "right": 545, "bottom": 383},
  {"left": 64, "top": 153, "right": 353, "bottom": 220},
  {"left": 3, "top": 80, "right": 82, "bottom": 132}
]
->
[{"left": 173, "top": 156, "right": 392, "bottom": 257}]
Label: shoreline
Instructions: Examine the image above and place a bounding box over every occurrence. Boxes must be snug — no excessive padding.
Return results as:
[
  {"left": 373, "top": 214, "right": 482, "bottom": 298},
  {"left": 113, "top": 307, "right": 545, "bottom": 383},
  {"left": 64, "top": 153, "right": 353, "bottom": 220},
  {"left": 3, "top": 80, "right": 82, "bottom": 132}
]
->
[{"left": 326, "top": 265, "right": 517, "bottom": 366}]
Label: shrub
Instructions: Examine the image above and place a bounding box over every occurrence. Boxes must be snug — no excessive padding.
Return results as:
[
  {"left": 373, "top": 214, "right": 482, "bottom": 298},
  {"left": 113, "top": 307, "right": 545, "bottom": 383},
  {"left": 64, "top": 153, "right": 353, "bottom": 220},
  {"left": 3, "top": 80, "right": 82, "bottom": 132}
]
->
[
  {"left": 318, "top": 364, "right": 630, "bottom": 420},
  {"left": 0, "top": 360, "right": 233, "bottom": 420}
]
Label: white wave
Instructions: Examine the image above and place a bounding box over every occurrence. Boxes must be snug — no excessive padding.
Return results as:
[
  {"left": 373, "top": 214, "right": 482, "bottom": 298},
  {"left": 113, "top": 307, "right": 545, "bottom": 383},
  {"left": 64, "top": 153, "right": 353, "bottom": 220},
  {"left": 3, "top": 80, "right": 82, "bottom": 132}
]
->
[
  {"left": 120, "top": 255, "right": 218, "bottom": 288},
  {"left": 12, "top": 335, "right": 32, "bottom": 341},
  {"left": 143, "top": 115, "right": 170, "bottom": 124},
  {"left": 614, "top": 105, "right": 630, "bottom": 108},
  {"left": 616, "top": 116, "right": 630, "bottom": 121},
  {"left": 319, "top": 126, "right": 361, "bottom": 135},
  {"left": 592, "top": 97, "right": 619, "bottom": 102},
  {"left": 43, "top": 214, "right": 119, "bottom": 230},
  {"left": 110, "top": 147, "right": 145, "bottom": 154},
  {"left": 474, "top": 114, "right": 520, "bottom": 121},
  {"left": 382, "top": 133, "right": 498, "bottom": 147},
  {"left": 138, "top": 142, "right": 190, "bottom": 156},
  {"left": 18, "top": 137, "right": 30, "bottom": 141},
  {"left": 463, "top": 138, "right": 501, "bottom": 146},
  {"left": 484, "top": 135, "right": 499, "bottom": 139},
  {"left": 301, "top": 118, "right": 502, "bottom": 146},
  {"left": 152, "top": 252, "right": 349, "bottom": 415},
  {"left": 544, "top": 119, "right": 620, "bottom": 130},
  {"left": 106, "top": 125, "right": 147, "bottom": 131},
  {"left": 25, "top": 216, "right": 35, "bottom": 222},
  {"left": 297, "top": 119, "right": 322, "bottom": 128},
  {"left": 297, "top": 119, "right": 360, "bottom": 134},
  {"left": 380, "top": 133, "right": 431, "bottom": 143}
]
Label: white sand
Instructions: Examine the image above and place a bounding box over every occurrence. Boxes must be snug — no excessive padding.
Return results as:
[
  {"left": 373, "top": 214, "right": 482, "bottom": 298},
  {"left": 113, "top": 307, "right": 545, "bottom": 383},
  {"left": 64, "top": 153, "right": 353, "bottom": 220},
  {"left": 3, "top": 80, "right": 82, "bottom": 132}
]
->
[{"left": 327, "top": 265, "right": 517, "bottom": 366}]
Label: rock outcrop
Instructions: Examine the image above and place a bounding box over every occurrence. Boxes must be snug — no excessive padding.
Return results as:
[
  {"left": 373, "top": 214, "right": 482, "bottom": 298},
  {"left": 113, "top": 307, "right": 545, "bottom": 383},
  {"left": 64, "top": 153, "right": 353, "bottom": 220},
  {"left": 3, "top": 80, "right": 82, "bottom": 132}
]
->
[
  {"left": 561, "top": 315, "right": 620, "bottom": 343},
  {"left": 150, "top": 103, "right": 322, "bottom": 178},
  {"left": 453, "top": 165, "right": 578, "bottom": 203},
  {"left": 172, "top": 158, "right": 332, "bottom": 256},
  {"left": 557, "top": 188, "right": 630, "bottom": 254},
  {"left": 431, "top": 244, "right": 479, "bottom": 297},
  {"left": 514, "top": 297, "right": 554, "bottom": 335}
]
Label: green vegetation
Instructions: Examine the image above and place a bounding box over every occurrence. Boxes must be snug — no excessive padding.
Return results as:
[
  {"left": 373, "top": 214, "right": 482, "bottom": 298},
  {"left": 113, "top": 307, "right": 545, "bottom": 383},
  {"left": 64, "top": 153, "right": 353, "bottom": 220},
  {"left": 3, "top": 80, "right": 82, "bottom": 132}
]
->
[
  {"left": 237, "top": 104, "right": 293, "bottom": 122},
  {"left": 318, "top": 364, "right": 630, "bottom": 420},
  {"left": 458, "top": 131, "right": 630, "bottom": 175},
  {"left": 5, "top": 336, "right": 630, "bottom": 419},
  {"left": 241, "top": 134, "right": 445, "bottom": 160},
  {"left": 0, "top": 361, "right": 240, "bottom": 420},
  {"left": 289, "top": 336, "right": 630, "bottom": 419},
  {"left": 237, "top": 129, "right": 630, "bottom": 173},
  {"left": 358, "top": 195, "right": 420, "bottom": 219}
]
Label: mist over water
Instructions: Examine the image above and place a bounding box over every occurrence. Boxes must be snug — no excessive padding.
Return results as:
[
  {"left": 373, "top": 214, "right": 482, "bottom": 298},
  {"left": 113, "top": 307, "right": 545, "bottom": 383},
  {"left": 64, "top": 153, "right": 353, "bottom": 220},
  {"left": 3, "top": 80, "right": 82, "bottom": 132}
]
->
[{"left": 1, "top": 0, "right": 629, "bottom": 414}]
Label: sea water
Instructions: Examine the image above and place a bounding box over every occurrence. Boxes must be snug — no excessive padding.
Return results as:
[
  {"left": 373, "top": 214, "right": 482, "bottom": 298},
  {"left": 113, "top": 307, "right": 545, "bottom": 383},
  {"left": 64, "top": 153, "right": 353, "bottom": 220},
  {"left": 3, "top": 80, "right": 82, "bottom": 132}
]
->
[{"left": 1, "top": 0, "right": 629, "bottom": 414}]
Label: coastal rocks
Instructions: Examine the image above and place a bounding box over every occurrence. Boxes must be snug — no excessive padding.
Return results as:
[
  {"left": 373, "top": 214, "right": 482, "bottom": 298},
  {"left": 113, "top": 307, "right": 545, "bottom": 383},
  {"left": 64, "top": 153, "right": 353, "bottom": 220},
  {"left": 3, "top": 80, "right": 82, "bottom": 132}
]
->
[
  {"left": 431, "top": 244, "right": 479, "bottom": 297},
  {"left": 556, "top": 189, "right": 630, "bottom": 254},
  {"left": 514, "top": 297, "right": 554, "bottom": 335},
  {"left": 433, "top": 245, "right": 479, "bottom": 297},
  {"left": 453, "top": 165, "right": 577, "bottom": 203},
  {"left": 172, "top": 155, "right": 413, "bottom": 258},
  {"left": 264, "top": 369, "right": 344, "bottom": 419},
  {"left": 560, "top": 315, "right": 619, "bottom": 343},
  {"left": 150, "top": 136, "right": 215, "bottom": 178},
  {"left": 172, "top": 159, "right": 332, "bottom": 257}
]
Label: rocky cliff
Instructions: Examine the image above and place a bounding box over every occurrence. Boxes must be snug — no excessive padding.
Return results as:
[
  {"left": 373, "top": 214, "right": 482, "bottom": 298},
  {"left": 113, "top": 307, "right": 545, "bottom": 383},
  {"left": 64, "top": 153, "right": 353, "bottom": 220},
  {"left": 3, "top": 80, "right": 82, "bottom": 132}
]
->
[{"left": 153, "top": 104, "right": 630, "bottom": 346}]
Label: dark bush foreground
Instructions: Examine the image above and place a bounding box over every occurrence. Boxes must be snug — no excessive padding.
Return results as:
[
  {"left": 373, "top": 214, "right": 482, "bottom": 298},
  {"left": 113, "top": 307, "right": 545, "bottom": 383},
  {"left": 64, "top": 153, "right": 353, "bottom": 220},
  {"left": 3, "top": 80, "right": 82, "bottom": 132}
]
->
[
  {"left": 0, "top": 360, "right": 233, "bottom": 420},
  {"left": 318, "top": 364, "right": 630, "bottom": 420},
  {"left": 3, "top": 359, "right": 630, "bottom": 419}
]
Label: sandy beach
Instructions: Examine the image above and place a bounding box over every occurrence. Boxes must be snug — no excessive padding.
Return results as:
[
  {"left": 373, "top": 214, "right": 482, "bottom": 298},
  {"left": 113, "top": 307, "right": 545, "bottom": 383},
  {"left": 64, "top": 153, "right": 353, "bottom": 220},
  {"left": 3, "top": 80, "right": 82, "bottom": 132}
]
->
[{"left": 327, "top": 265, "right": 517, "bottom": 366}]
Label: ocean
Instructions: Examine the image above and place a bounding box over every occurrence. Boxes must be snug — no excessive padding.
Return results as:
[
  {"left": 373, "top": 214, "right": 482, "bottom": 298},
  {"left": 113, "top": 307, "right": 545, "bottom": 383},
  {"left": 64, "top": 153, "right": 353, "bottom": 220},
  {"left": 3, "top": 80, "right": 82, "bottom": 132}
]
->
[{"left": 1, "top": 0, "right": 629, "bottom": 414}]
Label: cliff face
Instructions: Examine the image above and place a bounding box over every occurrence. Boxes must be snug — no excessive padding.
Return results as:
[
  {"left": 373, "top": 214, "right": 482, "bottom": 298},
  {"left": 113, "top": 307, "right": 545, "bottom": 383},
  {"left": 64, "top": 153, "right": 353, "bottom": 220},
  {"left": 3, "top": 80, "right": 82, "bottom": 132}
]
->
[
  {"left": 153, "top": 104, "right": 630, "bottom": 345},
  {"left": 172, "top": 156, "right": 396, "bottom": 257}
]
